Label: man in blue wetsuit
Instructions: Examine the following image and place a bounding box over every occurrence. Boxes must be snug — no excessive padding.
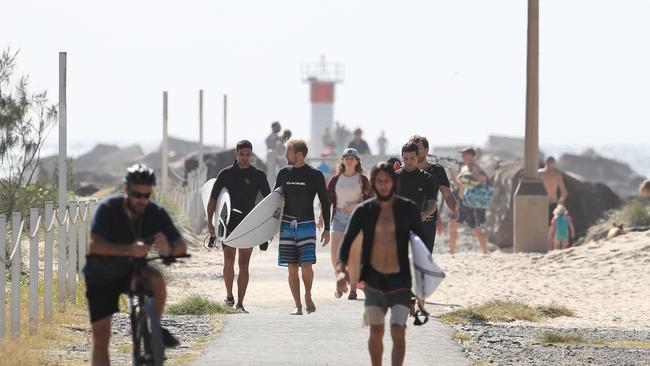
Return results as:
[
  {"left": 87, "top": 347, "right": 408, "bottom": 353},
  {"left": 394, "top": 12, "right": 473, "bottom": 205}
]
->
[{"left": 275, "top": 138, "right": 330, "bottom": 315}]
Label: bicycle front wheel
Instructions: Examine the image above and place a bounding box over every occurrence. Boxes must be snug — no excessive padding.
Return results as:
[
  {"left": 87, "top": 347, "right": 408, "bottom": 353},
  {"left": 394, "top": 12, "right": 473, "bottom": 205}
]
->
[{"left": 133, "top": 296, "right": 164, "bottom": 366}]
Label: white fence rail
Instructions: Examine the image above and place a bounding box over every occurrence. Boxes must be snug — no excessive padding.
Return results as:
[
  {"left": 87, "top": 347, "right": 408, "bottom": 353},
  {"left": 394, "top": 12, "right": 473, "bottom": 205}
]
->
[{"left": 0, "top": 199, "right": 96, "bottom": 337}]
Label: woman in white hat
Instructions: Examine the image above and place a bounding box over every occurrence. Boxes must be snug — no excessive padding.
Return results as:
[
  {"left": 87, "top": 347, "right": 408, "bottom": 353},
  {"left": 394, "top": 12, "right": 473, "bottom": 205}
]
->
[{"left": 321, "top": 148, "right": 372, "bottom": 299}]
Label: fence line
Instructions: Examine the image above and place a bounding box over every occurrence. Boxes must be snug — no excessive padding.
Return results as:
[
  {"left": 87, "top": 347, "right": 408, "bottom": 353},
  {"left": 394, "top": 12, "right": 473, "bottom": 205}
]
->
[{"left": 1, "top": 199, "right": 95, "bottom": 338}]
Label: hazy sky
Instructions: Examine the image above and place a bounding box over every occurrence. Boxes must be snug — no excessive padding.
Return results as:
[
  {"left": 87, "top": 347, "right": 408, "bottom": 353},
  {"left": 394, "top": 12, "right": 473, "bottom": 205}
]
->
[{"left": 3, "top": 0, "right": 649, "bottom": 156}]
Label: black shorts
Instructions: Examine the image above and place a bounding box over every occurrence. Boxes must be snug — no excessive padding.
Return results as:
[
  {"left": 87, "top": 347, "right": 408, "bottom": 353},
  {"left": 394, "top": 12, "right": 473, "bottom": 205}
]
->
[
  {"left": 83, "top": 256, "right": 134, "bottom": 323},
  {"left": 223, "top": 212, "right": 246, "bottom": 249},
  {"left": 548, "top": 202, "right": 557, "bottom": 225},
  {"left": 86, "top": 277, "right": 131, "bottom": 323},
  {"left": 458, "top": 204, "right": 486, "bottom": 229}
]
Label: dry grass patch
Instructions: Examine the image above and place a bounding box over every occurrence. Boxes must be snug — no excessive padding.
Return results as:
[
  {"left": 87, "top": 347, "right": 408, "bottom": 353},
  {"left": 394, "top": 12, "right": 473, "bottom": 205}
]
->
[
  {"left": 452, "top": 330, "right": 472, "bottom": 341},
  {"left": 537, "top": 331, "right": 605, "bottom": 346},
  {"left": 536, "top": 303, "right": 576, "bottom": 318},
  {"left": 611, "top": 341, "right": 650, "bottom": 349},
  {"left": 538, "top": 332, "right": 650, "bottom": 350},
  {"left": 440, "top": 300, "right": 575, "bottom": 325}
]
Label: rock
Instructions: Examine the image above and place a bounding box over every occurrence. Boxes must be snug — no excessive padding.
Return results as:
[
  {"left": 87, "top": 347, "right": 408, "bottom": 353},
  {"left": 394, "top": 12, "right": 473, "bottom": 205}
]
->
[
  {"left": 485, "top": 161, "right": 621, "bottom": 248},
  {"left": 558, "top": 150, "right": 645, "bottom": 199},
  {"left": 185, "top": 149, "right": 268, "bottom": 182},
  {"left": 75, "top": 184, "right": 99, "bottom": 197}
]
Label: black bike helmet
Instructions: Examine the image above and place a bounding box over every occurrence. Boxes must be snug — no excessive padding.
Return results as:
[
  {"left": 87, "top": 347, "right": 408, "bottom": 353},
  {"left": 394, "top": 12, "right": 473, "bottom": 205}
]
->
[{"left": 124, "top": 164, "right": 156, "bottom": 186}]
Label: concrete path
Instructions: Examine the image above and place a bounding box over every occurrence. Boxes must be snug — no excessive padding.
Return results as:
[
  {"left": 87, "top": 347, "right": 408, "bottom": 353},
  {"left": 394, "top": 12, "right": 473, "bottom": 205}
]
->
[{"left": 192, "top": 241, "right": 469, "bottom": 366}]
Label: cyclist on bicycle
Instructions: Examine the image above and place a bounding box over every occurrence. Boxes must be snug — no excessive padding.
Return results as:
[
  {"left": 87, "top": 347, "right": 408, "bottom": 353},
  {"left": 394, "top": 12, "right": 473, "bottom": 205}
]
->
[{"left": 83, "top": 164, "right": 188, "bottom": 366}]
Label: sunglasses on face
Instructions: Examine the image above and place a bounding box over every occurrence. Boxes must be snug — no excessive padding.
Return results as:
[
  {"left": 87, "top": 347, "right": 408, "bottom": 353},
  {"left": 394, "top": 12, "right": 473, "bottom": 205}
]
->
[{"left": 129, "top": 190, "right": 152, "bottom": 199}]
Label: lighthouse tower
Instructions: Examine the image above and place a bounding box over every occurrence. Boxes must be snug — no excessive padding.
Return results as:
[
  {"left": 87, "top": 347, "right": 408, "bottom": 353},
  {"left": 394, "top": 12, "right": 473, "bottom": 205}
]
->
[{"left": 301, "top": 56, "right": 344, "bottom": 157}]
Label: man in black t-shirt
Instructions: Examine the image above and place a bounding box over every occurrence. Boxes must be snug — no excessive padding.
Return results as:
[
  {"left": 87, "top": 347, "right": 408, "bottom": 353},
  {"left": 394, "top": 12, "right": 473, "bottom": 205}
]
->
[
  {"left": 207, "top": 140, "right": 271, "bottom": 311},
  {"left": 83, "top": 164, "right": 188, "bottom": 365},
  {"left": 396, "top": 143, "right": 438, "bottom": 251},
  {"left": 275, "top": 138, "right": 330, "bottom": 315},
  {"left": 408, "top": 135, "right": 459, "bottom": 250}
]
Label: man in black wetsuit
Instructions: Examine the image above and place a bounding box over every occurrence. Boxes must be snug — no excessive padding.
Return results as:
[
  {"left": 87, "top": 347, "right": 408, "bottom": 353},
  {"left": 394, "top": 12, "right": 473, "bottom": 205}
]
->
[
  {"left": 337, "top": 162, "right": 425, "bottom": 366},
  {"left": 275, "top": 138, "right": 330, "bottom": 315},
  {"left": 408, "top": 135, "right": 459, "bottom": 250},
  {"left": 207, "top": 140, "right": 271, "bottom": 312},
  {"left": 395, "top": 142, "right": 438, "bottom": 251}
]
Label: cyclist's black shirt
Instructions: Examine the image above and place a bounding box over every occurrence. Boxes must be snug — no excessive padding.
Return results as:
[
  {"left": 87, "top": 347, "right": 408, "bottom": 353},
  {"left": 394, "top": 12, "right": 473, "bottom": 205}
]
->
[
  {"left": 274, "top": 164, "right": 330, "bottom": 230},
  {"left": 84, "top": 194, "right": 181, "bottom": 283},
  {"left": 210, "top": 162, "right": 271, "bottom": 216}
]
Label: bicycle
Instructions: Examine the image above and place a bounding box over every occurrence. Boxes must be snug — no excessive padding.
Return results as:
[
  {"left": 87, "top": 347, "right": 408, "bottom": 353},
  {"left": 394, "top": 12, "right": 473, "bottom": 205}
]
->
[{"left": 129, "top": 253, "right": 191, "bottom": 366}]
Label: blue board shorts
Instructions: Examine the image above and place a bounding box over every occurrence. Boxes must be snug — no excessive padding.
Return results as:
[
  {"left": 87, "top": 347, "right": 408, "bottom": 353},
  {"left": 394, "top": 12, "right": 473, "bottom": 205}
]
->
[{"left": 278, "top": 216, "right": 317, "bottom": 266}]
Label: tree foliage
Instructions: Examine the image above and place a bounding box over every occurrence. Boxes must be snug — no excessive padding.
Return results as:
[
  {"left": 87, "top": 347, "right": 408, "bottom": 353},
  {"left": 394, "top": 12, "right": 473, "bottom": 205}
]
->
[{"left": 0, "top": 48, "right": 58, "bottom": 216}]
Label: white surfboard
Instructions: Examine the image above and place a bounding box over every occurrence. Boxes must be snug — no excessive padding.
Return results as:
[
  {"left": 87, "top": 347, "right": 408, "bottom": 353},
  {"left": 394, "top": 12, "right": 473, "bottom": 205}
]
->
[
  {"left": 201, "top": 178, "right": 231, "bottom": 242},
  {"left": 222, "top": 187, "right": 285, "bottom": 248},
  {"left": 410, "top": 232, "right": 445, "bottom": 299}
]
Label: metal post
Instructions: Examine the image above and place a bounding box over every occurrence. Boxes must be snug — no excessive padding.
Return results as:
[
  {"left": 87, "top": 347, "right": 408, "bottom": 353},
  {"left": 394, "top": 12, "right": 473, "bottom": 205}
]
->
[
  {"left": 199, "top": 90, "right": 204, "bottom": 170},
  {"left": 0, "top": 214, "right": 6, "bottom": 337},
  {"left": 29, "top": 208, "right": 39, "bottom": 334},
  {"left": 513, "top": 0, "right": 548, "bottom": 253},
  {"left": 44, "top": 202, "right": 54, "bottom": 321},
  {"left": 11, "top": 212, "right": 22, "bottom": 336},
  {"left": 58, "top": 52, "right": 68, "bottom": 305},
  {"left": 223, "top": 94, "right": 227, "bottom": 149},
  {"left": 162, "top": 91, "right": 169, "bottom": 194},
  {"left": 524, "top": 0, "right": 540, "bottom": 179}
]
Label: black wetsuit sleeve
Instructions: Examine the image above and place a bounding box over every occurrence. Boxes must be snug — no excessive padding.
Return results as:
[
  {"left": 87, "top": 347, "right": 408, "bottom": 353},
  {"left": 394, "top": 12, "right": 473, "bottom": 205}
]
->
[
  {"left": 274, "top": 168, "right": 285, "bottom": 190},
  {"left": 338, "top": 205, "right": 363, "bottom": 264},
  {"left": 210, "top": 170, "right": 228, "bottom": 200},
  {"left": 315, "top": 170, "right": 331, "bottom": 231},
  {"left": 258, "top": 170, "right": 271, "bottom": 197}
]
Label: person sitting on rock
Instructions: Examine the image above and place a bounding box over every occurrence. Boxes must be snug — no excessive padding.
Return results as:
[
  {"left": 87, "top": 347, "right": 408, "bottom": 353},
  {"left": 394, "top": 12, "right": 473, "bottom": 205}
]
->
[{"left": 549, "top": 204, "right": 575, "bottom": 250}]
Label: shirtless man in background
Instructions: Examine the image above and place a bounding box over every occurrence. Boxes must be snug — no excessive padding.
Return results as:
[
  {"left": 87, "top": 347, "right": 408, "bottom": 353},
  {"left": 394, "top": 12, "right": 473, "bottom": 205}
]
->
[{"left": 538, "top": 157, "right": 568, "bottom": 246}]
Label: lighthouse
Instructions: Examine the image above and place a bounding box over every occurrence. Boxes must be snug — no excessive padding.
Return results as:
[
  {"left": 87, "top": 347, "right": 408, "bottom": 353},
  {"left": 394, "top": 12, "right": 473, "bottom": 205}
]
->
[{"left": 301, "top": 56, "right": 344, "bottom": 156}]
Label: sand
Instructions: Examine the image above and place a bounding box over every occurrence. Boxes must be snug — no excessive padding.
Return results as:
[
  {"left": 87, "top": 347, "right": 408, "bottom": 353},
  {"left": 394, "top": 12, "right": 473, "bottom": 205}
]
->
[{"left": 167, "top": 229, "right": 650, "bottom": 332}]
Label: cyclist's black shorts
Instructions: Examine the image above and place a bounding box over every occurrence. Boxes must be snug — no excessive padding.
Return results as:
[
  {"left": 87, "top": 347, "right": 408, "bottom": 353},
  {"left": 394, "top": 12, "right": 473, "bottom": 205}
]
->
[
  {"left": 83, "top": 255, "right": 135, "bottom": 323},
  {"left": 86, "top": 276, "right": 132, "bottom": 323}
]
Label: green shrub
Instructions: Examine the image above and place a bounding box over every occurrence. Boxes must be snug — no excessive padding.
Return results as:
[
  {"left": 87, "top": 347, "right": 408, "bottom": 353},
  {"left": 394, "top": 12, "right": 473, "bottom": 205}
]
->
[
  {"left": 166, "top": 294, "right": 241, "bottom": 315},
  {"left": 619, "top": 200, "right": 650, "bottom": 227}
]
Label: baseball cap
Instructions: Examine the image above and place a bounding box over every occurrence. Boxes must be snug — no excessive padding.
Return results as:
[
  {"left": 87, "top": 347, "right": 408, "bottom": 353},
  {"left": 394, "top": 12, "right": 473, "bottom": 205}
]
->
[
  {"left": 458, "top": 147, "right": 476, "bottom": 156},
  {"left": 342, "top": 148, "right": 359, "bottom": 158}
]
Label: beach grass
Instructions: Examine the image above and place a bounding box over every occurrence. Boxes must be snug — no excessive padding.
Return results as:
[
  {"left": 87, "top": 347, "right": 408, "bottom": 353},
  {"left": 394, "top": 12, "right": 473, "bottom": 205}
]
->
[
  {"left": 452, "top": 330, "right": 473, "bottom": 341},
  {"left": 439, "top": 300, "right": 576, "bottom": 325},
  {"left": 537, "top": 331, "right": 605, "bottom": 345},
  {"left": 166, "top": 294, "right": 242, "bottom": 315}
]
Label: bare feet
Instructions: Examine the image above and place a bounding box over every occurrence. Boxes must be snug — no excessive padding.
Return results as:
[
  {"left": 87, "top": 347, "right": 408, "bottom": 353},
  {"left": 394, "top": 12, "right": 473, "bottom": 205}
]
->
[
  {"left": 290, "top": 306, "right": 303, "bottom": 315},
  {"left": 305, "top": 296, "right": 316, "bottom": 314}
]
